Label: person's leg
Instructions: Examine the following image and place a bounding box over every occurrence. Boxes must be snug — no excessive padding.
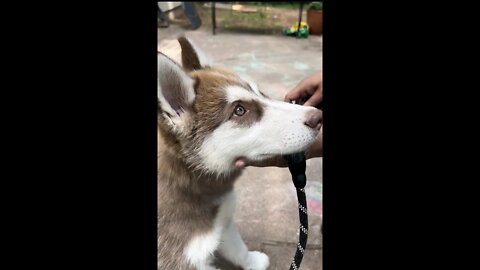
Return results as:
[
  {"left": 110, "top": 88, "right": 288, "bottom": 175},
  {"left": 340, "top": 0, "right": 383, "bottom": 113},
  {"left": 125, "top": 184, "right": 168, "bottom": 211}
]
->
[
  {"left": 158, "top": 6, "right": 169, "bottom": 28},
  {"left": 182, "top": 2, "right": 202, "bottom": 29}
]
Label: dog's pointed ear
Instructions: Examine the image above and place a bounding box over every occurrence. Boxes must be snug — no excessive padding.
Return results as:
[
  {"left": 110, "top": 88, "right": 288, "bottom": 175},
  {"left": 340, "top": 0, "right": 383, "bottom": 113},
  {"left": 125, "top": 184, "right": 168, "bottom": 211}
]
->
[
  {"left": 158, "top": 52, "right": 196, "bottom": 120},
  {"left": 178, "top": 36, "right": 211, "bottom": 72}
]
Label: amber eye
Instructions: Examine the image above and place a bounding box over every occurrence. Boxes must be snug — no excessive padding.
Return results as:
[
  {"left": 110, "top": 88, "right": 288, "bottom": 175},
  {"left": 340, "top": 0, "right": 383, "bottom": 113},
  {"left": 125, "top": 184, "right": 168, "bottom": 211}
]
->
[{"left": 234, "top": 105, "right": 246, "bottom": 116}]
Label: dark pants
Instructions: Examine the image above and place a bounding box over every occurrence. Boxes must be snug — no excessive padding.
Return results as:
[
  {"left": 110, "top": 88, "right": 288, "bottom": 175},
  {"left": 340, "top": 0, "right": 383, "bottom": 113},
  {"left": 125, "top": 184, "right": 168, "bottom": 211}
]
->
[
  {"left": 158, "top": 3, "right": 202, "bottom": 29},
  {"left": 182, "top": 2, "right": 202, "bottom": 28},
  {"left": 157, "top": 7, "right": 169, "bottom": 28}
]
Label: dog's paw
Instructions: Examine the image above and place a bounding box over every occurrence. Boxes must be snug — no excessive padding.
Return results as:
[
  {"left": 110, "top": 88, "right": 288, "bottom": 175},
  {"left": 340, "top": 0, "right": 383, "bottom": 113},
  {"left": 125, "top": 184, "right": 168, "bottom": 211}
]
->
[{"left": 245, "top": 251, "right": 269, "bottom": 270}]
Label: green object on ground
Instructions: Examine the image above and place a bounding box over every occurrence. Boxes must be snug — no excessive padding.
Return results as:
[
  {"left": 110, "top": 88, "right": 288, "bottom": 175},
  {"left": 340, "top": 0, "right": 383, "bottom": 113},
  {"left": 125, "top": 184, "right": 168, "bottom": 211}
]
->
[{"left": 283, "top": 21, "right": 309, "bottom": 38}]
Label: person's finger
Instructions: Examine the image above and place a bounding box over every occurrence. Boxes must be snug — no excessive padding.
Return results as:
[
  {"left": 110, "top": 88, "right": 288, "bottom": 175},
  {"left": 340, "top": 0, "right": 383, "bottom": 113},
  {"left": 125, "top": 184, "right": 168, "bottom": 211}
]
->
[
  {"left": 246, "top": 156, "right": 288, "bottom": 168},
  {"left": 284, "top": 88, "right": 303, "bottom": 103},
  {"left": 304, "top": 87, "right": 323, "bottom": 107},
  {"left": 284, "top": 80, "right": 311, "bottom": 103}
]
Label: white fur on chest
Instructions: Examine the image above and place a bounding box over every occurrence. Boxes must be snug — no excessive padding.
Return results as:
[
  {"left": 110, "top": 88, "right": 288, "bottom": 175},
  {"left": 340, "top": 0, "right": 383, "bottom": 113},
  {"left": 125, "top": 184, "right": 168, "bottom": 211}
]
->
[{"left": 183, "top": 191, "right": 236, "bottom": 269}]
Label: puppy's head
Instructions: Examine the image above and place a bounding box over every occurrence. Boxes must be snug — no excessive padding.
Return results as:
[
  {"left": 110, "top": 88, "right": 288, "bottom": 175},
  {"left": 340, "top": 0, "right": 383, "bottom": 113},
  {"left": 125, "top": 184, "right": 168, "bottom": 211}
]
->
[{"left": 158, "top": 37, "right": 322, "bottom": 176}]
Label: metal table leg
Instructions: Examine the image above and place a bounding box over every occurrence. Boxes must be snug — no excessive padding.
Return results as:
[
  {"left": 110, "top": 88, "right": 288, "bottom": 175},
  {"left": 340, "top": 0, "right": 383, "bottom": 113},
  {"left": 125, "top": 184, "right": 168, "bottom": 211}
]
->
[
  {"left": 297, "top": 2, "right": 304, "bottom": 38},
  {"left": 212, "top": 2, "right": 216, "bottom": 35}
]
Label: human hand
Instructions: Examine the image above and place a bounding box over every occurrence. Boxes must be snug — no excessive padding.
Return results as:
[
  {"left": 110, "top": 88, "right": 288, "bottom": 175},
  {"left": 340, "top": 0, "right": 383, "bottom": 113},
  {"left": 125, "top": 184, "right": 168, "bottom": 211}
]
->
[{"left": 285, "top": 71, "right": 322, "bottom": 107}]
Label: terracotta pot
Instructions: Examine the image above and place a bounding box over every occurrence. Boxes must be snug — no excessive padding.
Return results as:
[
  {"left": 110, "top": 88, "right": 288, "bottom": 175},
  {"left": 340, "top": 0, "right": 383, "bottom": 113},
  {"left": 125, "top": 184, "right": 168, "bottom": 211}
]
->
[{"left": 307, "top": 9, "right": 323, "bottom": 35}]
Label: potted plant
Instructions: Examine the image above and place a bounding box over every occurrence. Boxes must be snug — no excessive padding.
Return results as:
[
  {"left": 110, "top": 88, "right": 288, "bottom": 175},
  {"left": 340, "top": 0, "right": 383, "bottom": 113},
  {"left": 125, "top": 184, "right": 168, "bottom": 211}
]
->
[{"left": 306, "top": 1, "right": 323, "bottom": 35}]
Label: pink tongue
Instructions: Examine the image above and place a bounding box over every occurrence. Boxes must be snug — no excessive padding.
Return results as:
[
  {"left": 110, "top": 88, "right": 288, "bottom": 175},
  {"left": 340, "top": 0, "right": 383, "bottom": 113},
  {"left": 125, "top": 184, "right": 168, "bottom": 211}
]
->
[{"left": 234, "top": 158, "right": 247, "bottom": 168}]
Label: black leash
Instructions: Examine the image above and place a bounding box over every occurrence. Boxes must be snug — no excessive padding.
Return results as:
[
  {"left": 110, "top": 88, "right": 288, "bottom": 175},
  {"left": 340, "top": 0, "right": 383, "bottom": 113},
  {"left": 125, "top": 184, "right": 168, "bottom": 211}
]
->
[
  {"left": 286, "top": 99, "right": 323, "bottom": 269},
  {"left": 286, "top": 152, "right": 308, "bottom": 270}
]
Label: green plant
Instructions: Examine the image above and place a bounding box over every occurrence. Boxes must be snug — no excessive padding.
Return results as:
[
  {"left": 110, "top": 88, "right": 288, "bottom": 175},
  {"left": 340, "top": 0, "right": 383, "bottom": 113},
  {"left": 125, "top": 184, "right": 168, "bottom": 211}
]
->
[{"left": 308, "top": 1, "right": 323, "bottom": 10}]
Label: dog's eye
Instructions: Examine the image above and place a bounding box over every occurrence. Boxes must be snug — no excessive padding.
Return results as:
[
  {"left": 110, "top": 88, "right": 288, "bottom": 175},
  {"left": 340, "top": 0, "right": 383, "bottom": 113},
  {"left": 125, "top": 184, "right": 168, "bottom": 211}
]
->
[{"left": 234, "top": 105, "right": 246, "bottom": 116}]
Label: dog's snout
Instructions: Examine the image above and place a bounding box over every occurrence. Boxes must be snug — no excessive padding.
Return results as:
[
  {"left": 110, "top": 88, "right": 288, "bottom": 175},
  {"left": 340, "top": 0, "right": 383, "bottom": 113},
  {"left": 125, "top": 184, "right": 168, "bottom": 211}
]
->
[{"left": 304, "top": 109, "right": 322, "bottom": 129}]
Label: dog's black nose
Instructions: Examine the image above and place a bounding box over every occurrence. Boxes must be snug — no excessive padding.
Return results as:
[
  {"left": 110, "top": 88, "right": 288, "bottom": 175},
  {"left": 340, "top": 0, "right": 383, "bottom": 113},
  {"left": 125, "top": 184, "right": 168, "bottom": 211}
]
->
[{"left": 304, "top": 109, "right": 322, "bottom": 129}]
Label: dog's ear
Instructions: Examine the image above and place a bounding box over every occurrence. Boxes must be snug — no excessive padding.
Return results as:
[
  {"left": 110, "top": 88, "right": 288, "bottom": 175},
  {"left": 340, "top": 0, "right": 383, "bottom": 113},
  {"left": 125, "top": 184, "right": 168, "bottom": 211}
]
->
[
  {"left": 178, "top": 36, "right": 211, "bottom": 72},
  {"left": 158, "top": 52, "right": 196, "bottom": 122}
]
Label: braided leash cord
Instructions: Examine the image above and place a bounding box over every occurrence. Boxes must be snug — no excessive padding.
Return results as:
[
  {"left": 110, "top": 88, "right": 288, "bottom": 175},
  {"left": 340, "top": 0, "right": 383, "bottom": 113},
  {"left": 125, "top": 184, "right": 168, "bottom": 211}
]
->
[{"left": 286, "top": 153, "right": 308, "bottom": 270}]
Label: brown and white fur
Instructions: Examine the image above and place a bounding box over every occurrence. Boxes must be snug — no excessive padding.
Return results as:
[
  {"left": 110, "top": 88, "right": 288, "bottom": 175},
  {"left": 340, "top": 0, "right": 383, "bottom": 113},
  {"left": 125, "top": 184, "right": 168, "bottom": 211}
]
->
[{"left": 158, "top": 37, "right": 322, "bottom": 270}]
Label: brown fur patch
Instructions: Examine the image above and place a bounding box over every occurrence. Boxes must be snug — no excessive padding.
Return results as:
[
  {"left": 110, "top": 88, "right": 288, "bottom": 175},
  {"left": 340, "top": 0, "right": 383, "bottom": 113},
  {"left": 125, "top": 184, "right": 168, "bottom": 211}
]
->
[
  {"left": 228, "top": 99, "right": 264, "bottom": 127},
  {"left": 178, "top": 36, "right": 202, "bottom": 71},
  {"left": 189, "top": 68, "right": 255, "bottom": 130}
]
